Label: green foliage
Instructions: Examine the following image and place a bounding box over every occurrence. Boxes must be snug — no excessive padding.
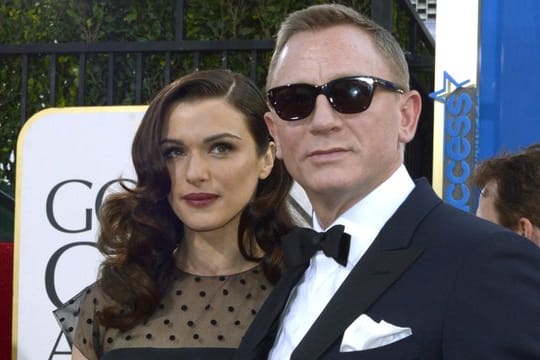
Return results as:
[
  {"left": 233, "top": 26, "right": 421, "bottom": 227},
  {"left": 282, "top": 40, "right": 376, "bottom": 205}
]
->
[
  {"left": 0, "top": 58, "right": 20, "bottom": 184},
  {"left": 0, "top": 0, "right": 176, "bottom": 43}
]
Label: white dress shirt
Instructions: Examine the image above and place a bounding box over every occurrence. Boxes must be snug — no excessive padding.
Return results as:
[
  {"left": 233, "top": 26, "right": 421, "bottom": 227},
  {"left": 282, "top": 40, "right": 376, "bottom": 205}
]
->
[{"left": 269, "top": 165, "right": 415, "bottom": 359}]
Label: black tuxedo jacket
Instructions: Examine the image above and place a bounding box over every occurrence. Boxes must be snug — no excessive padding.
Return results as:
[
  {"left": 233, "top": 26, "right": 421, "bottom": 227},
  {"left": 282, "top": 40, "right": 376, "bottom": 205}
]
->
[{"left": 235, "top": 179, "right": 540, "bottom": 359}]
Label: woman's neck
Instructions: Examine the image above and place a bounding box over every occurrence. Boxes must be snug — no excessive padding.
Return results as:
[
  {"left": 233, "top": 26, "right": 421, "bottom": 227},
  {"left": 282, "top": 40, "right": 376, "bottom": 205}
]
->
[{"left": 175, "top": 227, "right": 261, "bottom": 276}]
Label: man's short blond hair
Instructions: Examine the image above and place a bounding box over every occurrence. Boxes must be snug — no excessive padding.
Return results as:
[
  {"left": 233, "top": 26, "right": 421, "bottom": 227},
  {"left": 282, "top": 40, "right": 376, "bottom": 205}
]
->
[{"left": 267, "top": 3, "right": 410, "bottom": 91}]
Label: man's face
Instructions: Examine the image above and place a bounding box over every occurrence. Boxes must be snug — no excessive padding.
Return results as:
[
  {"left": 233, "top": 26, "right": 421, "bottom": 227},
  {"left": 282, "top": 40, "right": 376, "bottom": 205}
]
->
[
  {"left": 476, "top": 180, "right": 501, "bottom": 225},
  {"left": 265, "top": 25, "right": 419, "bottom": 218}
]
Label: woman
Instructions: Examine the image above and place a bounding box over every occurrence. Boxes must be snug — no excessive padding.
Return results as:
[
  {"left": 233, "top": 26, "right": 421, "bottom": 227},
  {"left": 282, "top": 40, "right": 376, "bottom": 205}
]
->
[{"left": 54, "top": 69, "right": 295, "bottom": 359}]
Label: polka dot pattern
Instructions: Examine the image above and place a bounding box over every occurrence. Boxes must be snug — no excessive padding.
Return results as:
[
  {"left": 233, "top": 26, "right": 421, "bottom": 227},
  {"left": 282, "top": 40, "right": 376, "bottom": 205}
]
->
[{"left": 55, "top": 264, "right": 272, "bottom": 358}]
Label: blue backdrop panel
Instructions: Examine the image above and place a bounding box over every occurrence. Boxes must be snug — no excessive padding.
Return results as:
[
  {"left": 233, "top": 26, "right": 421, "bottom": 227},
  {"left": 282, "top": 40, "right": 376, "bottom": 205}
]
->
[{"left": 478, "top": 0, "right": 540, "bottom": 160}]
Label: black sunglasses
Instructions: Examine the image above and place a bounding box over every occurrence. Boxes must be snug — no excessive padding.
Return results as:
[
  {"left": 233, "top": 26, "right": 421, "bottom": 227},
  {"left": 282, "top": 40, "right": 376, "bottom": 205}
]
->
[{"left": 267, "top": 75, "right": 404, "bottom": 121}]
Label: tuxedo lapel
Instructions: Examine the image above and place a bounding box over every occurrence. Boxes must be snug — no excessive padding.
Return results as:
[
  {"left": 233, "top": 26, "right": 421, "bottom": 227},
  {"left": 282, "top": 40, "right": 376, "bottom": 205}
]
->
[
  {"left": 291, "top": 246, "right": 422, "bottom": 360},
  {"left": 292, "top": 179, "right": 440, "bottom": 360},
  {"left": 234, "top": 264, "right": 308, "bottom": 359}
]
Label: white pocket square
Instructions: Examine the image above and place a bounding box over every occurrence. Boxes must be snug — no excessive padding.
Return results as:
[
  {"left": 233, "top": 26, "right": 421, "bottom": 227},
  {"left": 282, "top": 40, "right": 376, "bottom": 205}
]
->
[{"left": 340, "top": 314, "right": 412, "bottom": 352}]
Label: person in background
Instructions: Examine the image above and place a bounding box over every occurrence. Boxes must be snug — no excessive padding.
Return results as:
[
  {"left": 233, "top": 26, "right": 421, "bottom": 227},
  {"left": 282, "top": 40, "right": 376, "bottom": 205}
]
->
[
  {"left": 235, "top": 4, "right": 540, "bottom": 359},
  {"left": 474, "top": 142, "right": 540, "bottom": 246},
  {"left": 54, "top": 69, "right": 296, "bottom": 360}
]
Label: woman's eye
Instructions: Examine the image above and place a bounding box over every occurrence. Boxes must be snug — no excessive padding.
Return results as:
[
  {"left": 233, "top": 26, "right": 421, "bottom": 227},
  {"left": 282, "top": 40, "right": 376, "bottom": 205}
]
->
[
  {"left": 210, "top": 142, "right": 233, "bottom": 154},
  {"left": 162, "top": 147, "right": 185, "bottom": 160}
]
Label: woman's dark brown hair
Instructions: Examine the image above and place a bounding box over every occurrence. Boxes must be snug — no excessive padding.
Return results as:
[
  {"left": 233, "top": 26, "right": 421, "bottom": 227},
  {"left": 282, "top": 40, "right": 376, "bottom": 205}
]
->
[{"left": 97, "top": 69, "right": 295, "bottom": 331}]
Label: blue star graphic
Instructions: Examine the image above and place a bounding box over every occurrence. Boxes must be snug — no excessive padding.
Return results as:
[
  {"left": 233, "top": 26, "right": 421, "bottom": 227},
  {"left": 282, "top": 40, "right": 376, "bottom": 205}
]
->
[{"left": 429, "top": 71, "right": 470, "bottom": 103}]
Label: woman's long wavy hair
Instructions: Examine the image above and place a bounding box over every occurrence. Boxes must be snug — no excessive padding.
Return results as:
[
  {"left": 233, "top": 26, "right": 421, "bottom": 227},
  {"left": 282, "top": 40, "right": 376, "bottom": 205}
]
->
[{"left": 97, "top": 69, "right": 295, "bottom": 331}]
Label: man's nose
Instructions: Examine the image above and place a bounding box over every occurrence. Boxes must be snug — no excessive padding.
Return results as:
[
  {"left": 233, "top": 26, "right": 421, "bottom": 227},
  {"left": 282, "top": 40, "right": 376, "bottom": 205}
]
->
[{"left": 308, "top": 94, "right": 343, "bottom": 133}]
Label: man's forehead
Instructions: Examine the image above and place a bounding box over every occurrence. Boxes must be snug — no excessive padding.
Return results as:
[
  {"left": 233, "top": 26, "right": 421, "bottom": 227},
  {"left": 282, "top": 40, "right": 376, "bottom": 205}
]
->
[{"left": 270, "top": 28, "right": 384, "bottom": 87}]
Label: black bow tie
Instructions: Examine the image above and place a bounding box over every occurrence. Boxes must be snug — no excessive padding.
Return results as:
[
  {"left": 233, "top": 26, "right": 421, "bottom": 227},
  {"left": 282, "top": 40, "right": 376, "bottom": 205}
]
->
[{"left": 280, "top": 225, "right": 351, "bottom": 267}]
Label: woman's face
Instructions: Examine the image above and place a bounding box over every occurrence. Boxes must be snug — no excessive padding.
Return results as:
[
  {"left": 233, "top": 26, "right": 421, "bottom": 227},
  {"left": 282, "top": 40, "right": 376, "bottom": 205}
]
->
[{"left": 160, "top": 98, "right": 274, "bottom": 234}]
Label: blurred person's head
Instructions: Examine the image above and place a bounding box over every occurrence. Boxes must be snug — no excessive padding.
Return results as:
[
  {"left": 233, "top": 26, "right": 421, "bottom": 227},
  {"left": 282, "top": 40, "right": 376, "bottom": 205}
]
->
[{"left": 474, "top": 143, "right": 540, "bottom": 246}]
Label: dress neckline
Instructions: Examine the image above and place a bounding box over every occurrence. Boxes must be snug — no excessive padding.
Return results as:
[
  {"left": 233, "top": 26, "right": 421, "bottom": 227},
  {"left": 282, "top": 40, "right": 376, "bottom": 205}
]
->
[{"left": 175, "top": 262, "right": 262, "bottom": 278}]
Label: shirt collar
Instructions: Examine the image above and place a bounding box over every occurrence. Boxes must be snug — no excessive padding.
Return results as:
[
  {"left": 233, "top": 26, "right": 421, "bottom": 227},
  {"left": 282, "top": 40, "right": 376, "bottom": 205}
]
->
[{"left": 312, "top": 164, "right": 415, "bottom": 267}]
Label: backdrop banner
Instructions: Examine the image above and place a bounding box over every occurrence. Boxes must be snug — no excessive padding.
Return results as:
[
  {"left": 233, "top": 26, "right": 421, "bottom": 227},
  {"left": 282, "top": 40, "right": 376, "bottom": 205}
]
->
[
  {"left": 430, "top": 0, "right": 479, "bottom": 204},
  {"left": 14, "top": 107, "right": 144, "bottom": 359}
]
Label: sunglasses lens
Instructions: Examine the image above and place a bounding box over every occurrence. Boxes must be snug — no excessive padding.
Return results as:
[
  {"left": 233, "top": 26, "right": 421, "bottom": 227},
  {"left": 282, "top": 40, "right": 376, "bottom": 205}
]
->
[
  {"left": 268, "top": 77, "right": 379, "bottom": 120},
  {"left": 328, "top": 78, "right": 373, "bottom": 113},
  {"left": 269, "top": 85, "right": 316, "bottom": 121}
]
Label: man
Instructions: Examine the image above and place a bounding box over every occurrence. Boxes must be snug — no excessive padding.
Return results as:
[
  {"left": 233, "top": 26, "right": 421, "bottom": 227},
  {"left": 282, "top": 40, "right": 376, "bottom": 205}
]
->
[
  {"left": 235, "top": 4, "right": 540, "bottom": 359},
  {"left": 474, "top": 143, "right": 540, "bottom": 246}
]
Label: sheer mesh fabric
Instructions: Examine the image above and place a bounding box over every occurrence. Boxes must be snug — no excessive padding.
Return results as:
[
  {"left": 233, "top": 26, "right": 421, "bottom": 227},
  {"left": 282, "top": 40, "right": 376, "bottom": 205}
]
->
[{"left": 54, "top": 264, "right": 271, "bottom": 359}]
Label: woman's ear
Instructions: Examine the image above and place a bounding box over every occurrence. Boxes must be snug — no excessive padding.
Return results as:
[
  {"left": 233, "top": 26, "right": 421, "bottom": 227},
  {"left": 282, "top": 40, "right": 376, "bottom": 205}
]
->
[{"left": 258, "top": 141, "right": 276, "bottom": 180}]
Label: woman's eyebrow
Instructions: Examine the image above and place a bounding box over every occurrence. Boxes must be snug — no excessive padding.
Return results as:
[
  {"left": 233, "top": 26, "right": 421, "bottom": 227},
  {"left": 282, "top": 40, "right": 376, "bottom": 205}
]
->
[
  {"left": 159, "top": 133, "right": 241, "bottom": 146},
  {"left": 202, "top": 133, "right": 242, "bottom": 143}
]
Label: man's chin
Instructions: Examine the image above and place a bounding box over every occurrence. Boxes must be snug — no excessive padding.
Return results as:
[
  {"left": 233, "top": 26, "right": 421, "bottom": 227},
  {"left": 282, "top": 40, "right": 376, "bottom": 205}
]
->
[{"left": 303, "top": 179, "right": 356, "bottom": 200}]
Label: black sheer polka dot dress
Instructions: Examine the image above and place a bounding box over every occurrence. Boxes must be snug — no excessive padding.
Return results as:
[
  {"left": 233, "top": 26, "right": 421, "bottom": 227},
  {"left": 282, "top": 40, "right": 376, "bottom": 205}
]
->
[{"left": 53, "top": 264, "right": 272, "bottom": 360}]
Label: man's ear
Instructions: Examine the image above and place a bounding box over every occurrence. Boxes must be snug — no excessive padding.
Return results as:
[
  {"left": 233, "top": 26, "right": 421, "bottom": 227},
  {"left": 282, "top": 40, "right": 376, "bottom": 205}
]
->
[
  {"left": 398, "top": 89, "right": 422, "bottom": 144},
  {"left": 515, "top": 217, "right": 536, "bottom": 242},
  {"left": 264, "top": 111, "right": 282, "bottom": 159},
  {"left": 258, "top": 141, "right": 276, "bottom": 180}
]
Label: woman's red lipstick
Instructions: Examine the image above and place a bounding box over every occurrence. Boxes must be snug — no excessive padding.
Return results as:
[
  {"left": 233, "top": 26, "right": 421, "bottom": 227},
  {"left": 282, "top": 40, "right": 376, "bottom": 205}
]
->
[{"left": 183, "top": 193, "right": 219, "bottom": 207}]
